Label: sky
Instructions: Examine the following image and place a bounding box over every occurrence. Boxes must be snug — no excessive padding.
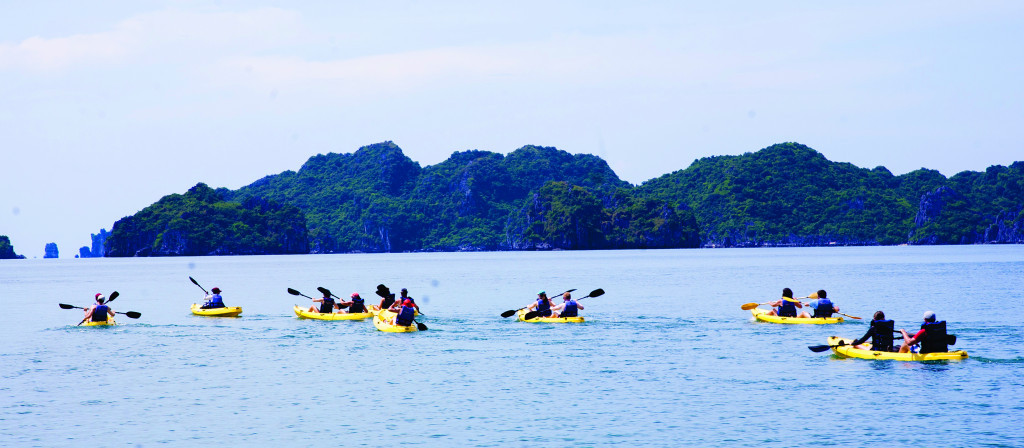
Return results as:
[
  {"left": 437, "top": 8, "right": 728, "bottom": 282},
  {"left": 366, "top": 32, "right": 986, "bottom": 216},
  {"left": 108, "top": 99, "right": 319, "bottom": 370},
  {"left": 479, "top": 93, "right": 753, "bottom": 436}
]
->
[{"left": 1, "top": 1, "right": 1022, "bottom": 258}]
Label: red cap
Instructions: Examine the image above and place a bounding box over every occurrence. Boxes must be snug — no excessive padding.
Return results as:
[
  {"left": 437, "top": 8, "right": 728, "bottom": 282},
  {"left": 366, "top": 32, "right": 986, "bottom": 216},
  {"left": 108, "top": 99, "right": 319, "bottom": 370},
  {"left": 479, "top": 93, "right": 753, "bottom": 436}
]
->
[
  {"left": 95, "top": 293, "right": 102, "bottom": 299},
  {"left": 403, "top": 299, "right": 414, "bottom": 307},
  {"left": 351, "top": 292, "right": 360, "bottom": 299}
]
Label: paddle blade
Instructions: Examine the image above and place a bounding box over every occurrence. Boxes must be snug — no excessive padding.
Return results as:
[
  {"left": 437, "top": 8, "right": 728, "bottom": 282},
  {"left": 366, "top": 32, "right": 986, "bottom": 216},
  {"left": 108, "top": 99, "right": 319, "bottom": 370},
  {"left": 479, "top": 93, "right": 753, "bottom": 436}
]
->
[
  {"left": 287, "top": 288, "right": 302, "bottom": 296},
  {"left": 317, "top": 286, "right": 331, "bottom": 296},
  {"left": 107, "top": 291, "right": 119, "bottom": 302},
  {"left": 500, "top": 309, "right": 518, "bottom": 318},
  {"left": 416, "top": 321, "right": 428, "bottom": 331},
  {"left": 59, "top": 303, "right": 77, "bottom": 309},
  {"left": 588, "top": 288, "right": 604, "bottom": 298},
  {"left": 189, "top": 276, "right": 200, "bottom": 286},
  {"left": 523, "top": 310, "right": 540, "bottom": 320},
  {"left": 740, "top": 302, "right": 760, "bottom": 311},
  {"left": 808, "top": 345, "right": 834, "bottom": 353},
  {"left": 124, "top": 311, "right": 142, "bottom": 319}
]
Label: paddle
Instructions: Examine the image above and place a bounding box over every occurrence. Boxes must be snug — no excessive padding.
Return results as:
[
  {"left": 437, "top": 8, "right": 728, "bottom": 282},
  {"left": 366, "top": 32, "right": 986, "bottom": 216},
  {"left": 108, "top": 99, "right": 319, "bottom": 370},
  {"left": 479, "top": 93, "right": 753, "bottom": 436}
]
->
[
  {"left": 189, "top": 276, "right": 209, "bottom": 294},
  {"left": 808, "top": 340, "right": 846, "bottom": 353},
  {"left": 524, "top": 288, "right": 603, "bottom": 320},
  {"left": 287, "top": 287, "right": 314, "bottom": 300},
  {"left": 501, "top": 289, "right": 576, "bottom": 318},
  {"left": 60, "top": 303, "right": 141, "bottom": 319}
]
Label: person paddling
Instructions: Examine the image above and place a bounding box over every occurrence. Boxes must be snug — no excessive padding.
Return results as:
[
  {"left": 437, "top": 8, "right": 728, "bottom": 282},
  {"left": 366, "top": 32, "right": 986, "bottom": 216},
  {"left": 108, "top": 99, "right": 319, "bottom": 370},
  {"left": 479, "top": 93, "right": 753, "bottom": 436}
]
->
[
  {"left": 336, "top": 292, "right": 367, "bottom": 314},
  {"left": 388, "top": 288, "right": 420, "bottom": 314},
  {"left": 765, "top": 288, "right": 801, "bottom": 317},
  {"left": 797, "top": 290, "right": 838, "bottom": 319},
  {"left": 850, "top": 311, "right": 896, "bottom": 351},
  {"left": 84, "top": 293, "right": 115, "bottom": 323},
  {"left": 377, "top": 285, "right": 396, "bottom": 310},
  {"left": 308, "top": 290, "right": 336, "bottom": 314},
  {"left": 200, "top": 287, "right": 226, "bottom": 309},
  {"left": 899, "top": 311, "right": 950, "bottom": 354},
  {"left": 550, "top": 292, "right": 583, "bottom": 318},
  {"left": 389, "top": 299, "right": 417, "bottom": 327},
  {"left": 525, "top": 290, "right": 553, "bottom": 318}
]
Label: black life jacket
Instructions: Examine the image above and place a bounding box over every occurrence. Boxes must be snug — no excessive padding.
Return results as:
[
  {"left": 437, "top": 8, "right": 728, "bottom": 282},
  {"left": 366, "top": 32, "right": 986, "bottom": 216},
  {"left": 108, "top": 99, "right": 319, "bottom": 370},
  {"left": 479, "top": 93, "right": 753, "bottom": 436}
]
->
[
  {"left": 869, "top": 319, "right": 895, "bottom": 352},
  {"left": 92, "top": 305, "right": 110, "bottom": 322},
  {"left": 396, "top": 306, "right": 416, "bottom": 326},
  {"left": 349, "top": 297, "right": 366, "bottom": 313},
  {"left": 919, "top": 321, "right": 948, "bottom": 354},
  {"left": 777, "top": 298, "right": 797, "bottom": 317},
  {"left": 536, "top": 298, "right": 552, "bottom": 317},
  {"left": 381, "top": 294, "right": 396, "bottom": 310},
  {"left": 812, "top": 299, "right": 834, "bottom": 318},
  {"left": 318, "top": 297, "right": 335, "bottom": 314}
]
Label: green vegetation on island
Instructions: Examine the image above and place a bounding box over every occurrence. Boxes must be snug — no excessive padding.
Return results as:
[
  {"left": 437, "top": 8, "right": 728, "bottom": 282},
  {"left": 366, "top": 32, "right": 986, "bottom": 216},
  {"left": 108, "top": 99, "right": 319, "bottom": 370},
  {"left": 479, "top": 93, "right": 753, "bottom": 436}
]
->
[
  {"left": 0, "top": 235, "right": 25, "bottom": 259},
  {"left": 101, "top": 141, "right": 1023, "bottom": 256}
]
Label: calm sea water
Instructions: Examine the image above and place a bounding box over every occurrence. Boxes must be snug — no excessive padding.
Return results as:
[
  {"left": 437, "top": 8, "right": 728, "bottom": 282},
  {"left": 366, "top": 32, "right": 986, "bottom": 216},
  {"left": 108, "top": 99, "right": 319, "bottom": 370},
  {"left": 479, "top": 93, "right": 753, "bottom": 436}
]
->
[{"left": 2, "top": 246, "right": 1023, "bottom": 447}]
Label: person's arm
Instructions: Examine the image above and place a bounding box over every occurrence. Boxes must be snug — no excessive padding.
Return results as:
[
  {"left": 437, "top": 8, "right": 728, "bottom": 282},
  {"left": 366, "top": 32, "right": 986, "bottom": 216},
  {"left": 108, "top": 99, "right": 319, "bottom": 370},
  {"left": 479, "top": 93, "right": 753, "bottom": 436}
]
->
[
  {"left": 526, "top": 301, "right": 537, "bottom": 311},
  {"left": 768, "top": 300, "right": 782, "bottom": 307},
  {"left": 577, "top": 303, "right": 584, "bottom": 310},
  {"left": 851, "top": 327, "right": 874, "bottom": 346},
  {"left": 902, "top": 328, "right": 926, "bottom": 345}
]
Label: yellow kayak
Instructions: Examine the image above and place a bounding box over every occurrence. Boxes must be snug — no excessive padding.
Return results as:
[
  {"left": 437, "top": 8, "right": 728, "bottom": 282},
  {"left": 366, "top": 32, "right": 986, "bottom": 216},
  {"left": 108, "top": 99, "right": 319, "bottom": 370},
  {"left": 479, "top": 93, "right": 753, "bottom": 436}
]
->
[
  {"left": 751, "top": 307, "right": 843, "bottom": 324},
  {"left": 293, "top": 305, "right": 373, "bottom": 321},
  {"left": 516, "top": 309, "right": 584, "bottom": 323},
  {"left": 81, "top": 318, "right": 116, "bottom": 327},
  {"left": 191, "top": 303, "right": 243, "bottom": 317},
  {"left": 828, "top": 337, "right": 968, "bottom": 361},
  {"left": 373, "top": 310, "right": 419, "bottom": 332}
]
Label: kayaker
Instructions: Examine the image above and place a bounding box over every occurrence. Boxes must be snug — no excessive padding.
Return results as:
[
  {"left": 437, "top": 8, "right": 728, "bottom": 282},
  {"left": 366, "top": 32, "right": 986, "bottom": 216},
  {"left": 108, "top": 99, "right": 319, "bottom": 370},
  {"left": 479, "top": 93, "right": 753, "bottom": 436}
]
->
[
  {"left": 200, "top": 287, "right": 226, "bottom": 309},
  {"left": 898, "top": 311, "right": 950, "bottom": 353},
  {"left": 84, "top": 293, "right": 115, "bottom": 323},
  {"left": 390, "top": 299, "right": 417, "bottom": 327},
  {"left": 765, "top": 287, "right": 801, "bottom": 317},
  {"left": 797, "top": 290, "right": 838, "bottom": 319},
  {"left": 550, "top": 292, "right": 583, "bottom": 318},
  {"left": 377, "top": 284, "right": 396, "bottom": 310},
  {"left": 850, "top": 311, "right": 896, "bottom": 351},
  {"left": 308, "top": 290, "right": 336, "bottom": 314},
  {"left": 336, "top": 292, "right": 367, "bottom": 314},
  {"left": 525, "top": 290, "right": 553, "bottom": 318},
  {"left": 389, "top": 288, "right": 420, "bottom": 314}
]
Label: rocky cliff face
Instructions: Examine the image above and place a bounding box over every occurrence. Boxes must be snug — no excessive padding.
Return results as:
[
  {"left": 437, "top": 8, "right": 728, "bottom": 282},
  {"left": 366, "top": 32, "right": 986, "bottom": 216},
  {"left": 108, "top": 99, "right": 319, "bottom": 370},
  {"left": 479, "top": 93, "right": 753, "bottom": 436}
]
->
[{"left": 44, "top": 243, "right": 58, "bottom": 258}]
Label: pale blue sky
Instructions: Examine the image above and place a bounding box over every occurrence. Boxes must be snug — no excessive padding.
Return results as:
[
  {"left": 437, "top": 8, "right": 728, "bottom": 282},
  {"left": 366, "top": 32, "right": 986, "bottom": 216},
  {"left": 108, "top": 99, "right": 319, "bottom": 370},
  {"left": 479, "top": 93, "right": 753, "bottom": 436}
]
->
[{"left": 2, "top": 1, "right": 1022, "bottom": 258}]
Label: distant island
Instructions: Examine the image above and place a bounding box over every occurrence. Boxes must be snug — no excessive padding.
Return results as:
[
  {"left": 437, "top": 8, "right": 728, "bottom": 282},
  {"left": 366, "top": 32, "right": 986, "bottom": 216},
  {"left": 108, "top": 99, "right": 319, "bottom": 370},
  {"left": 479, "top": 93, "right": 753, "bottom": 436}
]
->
[
  {"left": 0, "top": 235, "right": 25, "bottom": 259},
  {"left": 100, "top": 141, "right": 1023, "bottom": 257}
]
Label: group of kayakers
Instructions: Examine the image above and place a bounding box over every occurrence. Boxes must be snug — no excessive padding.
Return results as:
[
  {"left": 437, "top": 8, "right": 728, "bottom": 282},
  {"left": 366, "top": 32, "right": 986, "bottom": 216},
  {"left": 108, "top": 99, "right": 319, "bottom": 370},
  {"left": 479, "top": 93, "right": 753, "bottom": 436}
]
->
[
  {"left": 765, "top": 287, "right": 955, "bottom": 354},
  {"left": 524, "top": 290, "right": 583, "bottom": 318},
  {"left": 851, "top": 310, "right": 952, "bottom": 354},
  {"left": 764, "top": 288, "right": 840, "bottom": 319}
]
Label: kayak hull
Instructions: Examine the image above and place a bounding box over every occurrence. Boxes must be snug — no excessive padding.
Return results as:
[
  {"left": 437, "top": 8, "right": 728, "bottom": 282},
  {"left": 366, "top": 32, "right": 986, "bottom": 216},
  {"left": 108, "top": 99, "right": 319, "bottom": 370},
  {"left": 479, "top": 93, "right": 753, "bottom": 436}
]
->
[
  {"left": 374, "top": 310, "right": 419, "bottom": 332},
  {"left": 81, "top": 318, "right": 116, "bottom": 327},
  {"left": 191, "top": 303, "right": 243, "bottom": 317},
  {"left": 516, "top": 309, "right": 584, "bottom": 323},
  {"left": 293, "top": 305, "right": 373, "bottom": 321},
  {"left": 828, "top": 336, "right": 968, "bottom": 361},
  {"left": 751, "top": 307, "right": 843, "bottom": 324}
]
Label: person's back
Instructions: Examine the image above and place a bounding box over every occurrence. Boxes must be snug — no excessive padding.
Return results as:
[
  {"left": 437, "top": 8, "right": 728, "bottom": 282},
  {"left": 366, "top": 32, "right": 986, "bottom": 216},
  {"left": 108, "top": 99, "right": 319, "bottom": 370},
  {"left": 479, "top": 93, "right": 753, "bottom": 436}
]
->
[
  {"left": 92, "top": 303, "right": 111, "bottom": 322},
  {"left": 348, "top": 293, "right": 366, "bottom": 313},
  {"left": 395, "top": 300, "right": 416, "bottom": 326},
  {"left": 810, "top": 290, "right": 835, "bottom": 318},
  {"left": 319, "top": 296, "right": 335, "bottom": 314},
  {"left": 869, "top": 319, "right": 895, "bottom": 352},
  {"left": 919, "top": 320, "right": 949, "bottom": 353},
  {"left": 202, "top": 287, "right": 225, "bottom": 309}
]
